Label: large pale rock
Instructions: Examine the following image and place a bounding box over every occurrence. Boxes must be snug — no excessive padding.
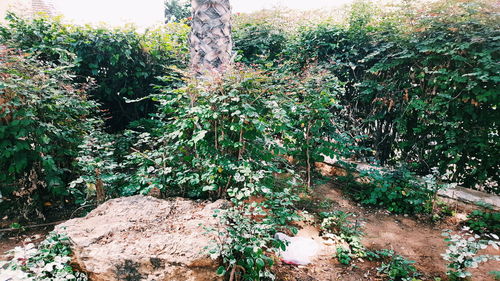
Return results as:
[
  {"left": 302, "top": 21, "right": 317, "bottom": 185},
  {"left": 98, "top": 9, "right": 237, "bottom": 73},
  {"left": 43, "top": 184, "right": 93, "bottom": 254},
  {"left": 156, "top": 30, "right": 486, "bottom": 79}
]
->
[{"left": 56, "top": 196, "right": 225, "bottom": 281}]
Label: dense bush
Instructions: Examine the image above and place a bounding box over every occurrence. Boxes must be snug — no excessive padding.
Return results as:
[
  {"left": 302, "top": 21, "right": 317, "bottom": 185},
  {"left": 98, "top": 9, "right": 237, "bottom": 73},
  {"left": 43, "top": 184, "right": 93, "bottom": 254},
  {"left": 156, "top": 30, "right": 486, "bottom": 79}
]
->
[
  {"left": 69, "top": 119, "right": 122, "bottom": 205},
  {"left": 465, "top": 210, "right": 500, "bottom": 235},
  {"left": 270, "top": 66, "right": 355, "bottom": 188},
  {"left": 0, "top": 14, "right": 189, "bottom": 130},
  {"left": 340, "top": 166, "right": 447, "bottom": 214},
  {"left": 240, "top": 0, "right": 499, "bottom": 192},
  {"left": 120, "top": 67, "right": 290, "bottom": 198},
  {"left": 358, "top": 5, "right": 500, "bottom": 191},
  {"left": 0, "top": 48, "right": 97, "bottom": 217},
  {"left": 125, "top": 67, "right": 304, "bottom": 279},
  {"left": 233, "top": 20, "right": 287, "bottom": 65}
]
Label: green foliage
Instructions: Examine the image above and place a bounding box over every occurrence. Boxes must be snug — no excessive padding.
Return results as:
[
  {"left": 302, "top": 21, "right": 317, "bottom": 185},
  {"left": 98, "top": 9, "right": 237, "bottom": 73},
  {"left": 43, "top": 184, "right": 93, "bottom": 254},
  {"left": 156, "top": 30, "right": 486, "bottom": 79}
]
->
[
  {"left": 2, "top": 231, "right": 88, "bottom": 280},
  {"left": 334, "top": 235, "right": 366, "bottom": 265},
  {"left": 0, "top": 48, "right": 97, "bottom": 214},
  {"left": 341, "top": 166, "right": 447, "bottom": 214},
  {"left": 233, "top": 21, "right": 287, "bottom": 65},
  {"left": 366, "top": 249, "right": 421, "bottom": 280},
  {"left": 465, "top": 210, "right": 500, "bottom": 235},
  {"left": 252, "top": 0, "right": 499, "bottom": 193},
  {"left": 320, "top": 211, "right": 363, "bottom": 238},
  {"left": 69, "top": 119, "right": 123, "bottom": 204},
  {"left": 120, "top": 66, "right": 292, "bottom": 197},
  {"left": 431, "top": 200, "right": 456, "bottom": 222},
  {"left": 129, "top": 67, "right": 302, "bottom": 279},
  {"left": 335, "top": 247, "right": 352, "bottom": 265},
  {"left": 164, "top": 0, "right": 191, "bottom": 23},
  {"left": 374, "top": 250, "right": 421, "bottom": 281},
  {"left": 273, "top": 66, "right": 354, "bottom": 187},
  {"left": 210, "top": 191, "right": 299, "bottom": 280},
  {"left": 367, "top": 6, "right": 500, "bottom": 191},
  {"left": 320, "top": 210, "right": 366, "bottom": 265},
  {"left": 0, "top": 14, "right": 189, "bottom": 130},
  {"left": 442, "top": 228, "right": 500, "bottom": 280},
  {"left": 120, "top": 64, "right": 351, "bottom": 198}
]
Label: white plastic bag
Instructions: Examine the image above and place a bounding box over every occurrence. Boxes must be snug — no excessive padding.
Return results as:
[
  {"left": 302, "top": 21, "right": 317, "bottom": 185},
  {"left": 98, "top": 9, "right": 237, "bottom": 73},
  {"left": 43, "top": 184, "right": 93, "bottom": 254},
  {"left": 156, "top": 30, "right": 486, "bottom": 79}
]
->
[{"left": 274, "top": 232, "right": 319, "bottom": 265}]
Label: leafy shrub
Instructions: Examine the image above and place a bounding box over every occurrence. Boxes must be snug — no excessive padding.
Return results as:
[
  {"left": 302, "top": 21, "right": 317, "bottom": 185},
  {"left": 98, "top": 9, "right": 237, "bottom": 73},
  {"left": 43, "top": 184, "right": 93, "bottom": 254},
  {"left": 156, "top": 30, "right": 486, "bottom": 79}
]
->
[
  {"left": 69, "top": 119, "right": 123, "bottom": 204},
  {"left": 120, "top": 66, "right": 294, "bottom": 198},
  {"left": 375, "top": 250, "right": 420, "bottom": 281},
  {"left": 277, "top": 0, "right": 500, "bottom": 192},
  {"left": 442, "top": 227, "right": 500, "bottom": 280},
  {"left": 0, "top": 48, "right": 97, "bottom": 215},
  {"left": 320, "top": 211, "right": 363, "bottom": 238},
  {"left": 364, "top": 4, "right": 500, "bottom": 191},
  {"left": 320, "top": 210, "right": 366, "bottom": 265},
  {"left": 210, "top": 190, "right": 300, "bottom": 280},
  {"left": 341, "top": 166, "right": 445, "bottom": 214},
  {"left": 1, "top": 231, "right": 88, "bottom": 281},
  {"left": 465, "top": 210, "right": 500, "bottom": 235},
  {"left": 273, "top": 65, "right": 355, "bottom": 188},
  {"left": 0, "top": 14, "right": 189, "bottom": 130},
  {"left": 134, "top": 66, "right": 302, "bottom": 279},
  {"left": 233, "top": 21, "right": 287, "bottom": 65}
]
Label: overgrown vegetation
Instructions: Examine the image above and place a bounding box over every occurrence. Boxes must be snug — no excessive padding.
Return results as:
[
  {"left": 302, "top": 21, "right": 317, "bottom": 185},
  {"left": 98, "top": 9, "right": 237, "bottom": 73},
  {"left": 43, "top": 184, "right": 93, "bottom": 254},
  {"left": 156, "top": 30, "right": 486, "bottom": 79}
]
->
[
  {"left": 0, "top": 0, "right": 499, "bottom": 279},
  {"left": 0, "top": 231, "right": 88, "bottom": 280},
  {"left": 0, "top": 48, "right": 97, "bottom": 217},
  {"left": 234, "top": 0, "right": 500, "bottom": 193},
  {"left": 465, "top": 209, "right": 500, "bottom": 235},
  {"left": 442, "top": 227, "right": 500, "bottom": 280},
  {"left": 0, "top": 13, "right": 189, "bottom": 130}
]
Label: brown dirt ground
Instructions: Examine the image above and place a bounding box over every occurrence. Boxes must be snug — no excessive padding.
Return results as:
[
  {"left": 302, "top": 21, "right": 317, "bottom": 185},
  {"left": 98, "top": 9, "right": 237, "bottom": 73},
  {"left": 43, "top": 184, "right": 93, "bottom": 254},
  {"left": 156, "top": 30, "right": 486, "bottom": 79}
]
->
[
  {"left": 1, "top": 183, "right": 498, "bottom": 281},
  {"left": 0, "top": 228, "right": 52, "bottom": 262},
  {"left": 275, "top": 183, "right": 500, "bottom": 281}
]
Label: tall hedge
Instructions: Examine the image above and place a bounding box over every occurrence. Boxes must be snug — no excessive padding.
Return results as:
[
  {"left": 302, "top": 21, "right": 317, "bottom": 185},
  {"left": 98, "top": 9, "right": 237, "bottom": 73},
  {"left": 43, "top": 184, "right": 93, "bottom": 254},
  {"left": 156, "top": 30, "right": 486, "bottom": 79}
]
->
[
  {"left": 233, "top": 0, "right": 499, "bottom": 192},
  {"left": 0, "top": 48, "right": 97, "bottom": 215},
  {"left": 0, "top": 14, "right": 189, "bottom": 130}
]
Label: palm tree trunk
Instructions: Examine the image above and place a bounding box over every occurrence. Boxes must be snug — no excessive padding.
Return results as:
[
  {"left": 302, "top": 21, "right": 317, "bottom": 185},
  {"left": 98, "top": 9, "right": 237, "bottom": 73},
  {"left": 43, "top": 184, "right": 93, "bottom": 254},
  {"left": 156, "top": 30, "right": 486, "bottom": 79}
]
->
[{"left": 189, "top": 0, "right": 232, "bottom": 75}]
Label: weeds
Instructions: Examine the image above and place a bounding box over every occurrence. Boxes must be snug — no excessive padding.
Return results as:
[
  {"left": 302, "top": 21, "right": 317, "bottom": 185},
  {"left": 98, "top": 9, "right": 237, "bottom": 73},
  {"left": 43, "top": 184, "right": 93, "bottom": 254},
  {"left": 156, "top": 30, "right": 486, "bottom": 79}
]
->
[
  {"left": 1, "top": 231, "right": 87, "bottom": 281},
  {"left": 442, "top": 227, "right": 500, "bottom": 280}
]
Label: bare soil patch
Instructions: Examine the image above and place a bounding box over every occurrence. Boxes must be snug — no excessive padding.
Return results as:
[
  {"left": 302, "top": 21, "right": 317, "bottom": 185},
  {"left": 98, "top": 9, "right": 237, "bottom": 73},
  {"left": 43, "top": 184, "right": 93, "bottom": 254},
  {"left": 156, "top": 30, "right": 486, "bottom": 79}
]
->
[{"left": 275, "top": 183, "right": 499, "bottom": 281}]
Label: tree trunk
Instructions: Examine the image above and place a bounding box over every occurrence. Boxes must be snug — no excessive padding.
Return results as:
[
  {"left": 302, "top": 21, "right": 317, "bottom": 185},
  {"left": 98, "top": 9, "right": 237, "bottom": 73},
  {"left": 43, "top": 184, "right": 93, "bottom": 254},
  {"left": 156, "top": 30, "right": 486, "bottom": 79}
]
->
[{"left": 189, "top": 0, "right": 232, "bottom": 75}]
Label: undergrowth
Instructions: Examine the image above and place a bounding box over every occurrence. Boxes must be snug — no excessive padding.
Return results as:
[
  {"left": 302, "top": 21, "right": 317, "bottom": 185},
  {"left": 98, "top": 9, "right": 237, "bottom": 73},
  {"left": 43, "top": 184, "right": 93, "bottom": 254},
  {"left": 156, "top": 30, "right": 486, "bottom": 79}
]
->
[{"left": 0, "top": 231, "right": 87, "bottom": 281}]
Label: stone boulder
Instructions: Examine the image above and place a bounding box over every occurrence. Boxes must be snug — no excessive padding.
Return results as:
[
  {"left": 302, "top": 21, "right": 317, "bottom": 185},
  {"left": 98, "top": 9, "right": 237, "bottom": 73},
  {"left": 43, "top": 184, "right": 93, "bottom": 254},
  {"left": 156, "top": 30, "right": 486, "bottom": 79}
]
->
[{"left": 56, "top": 196, "right": 225, "bottom": 281}]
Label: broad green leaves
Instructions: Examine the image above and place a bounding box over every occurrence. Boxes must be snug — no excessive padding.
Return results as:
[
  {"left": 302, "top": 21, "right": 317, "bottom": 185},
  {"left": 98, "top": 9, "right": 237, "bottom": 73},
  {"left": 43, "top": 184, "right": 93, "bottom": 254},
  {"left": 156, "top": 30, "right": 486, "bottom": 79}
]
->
[
  {"left": 0, "top": 49, "right": 97, "bottom": 213},
  {"left": 0, "top": 15, "right": 189, "bottom": 130}
]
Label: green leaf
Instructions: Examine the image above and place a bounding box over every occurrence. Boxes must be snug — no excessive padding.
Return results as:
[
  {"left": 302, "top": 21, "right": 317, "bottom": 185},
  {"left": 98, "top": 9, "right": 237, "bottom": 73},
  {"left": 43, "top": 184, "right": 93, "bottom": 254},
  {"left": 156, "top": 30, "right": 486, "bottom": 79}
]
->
[
  {"left": 255, "top": 258, "right": 265, "bottom": 268},
  {"left": 216, "top": 266, "right": 226, "bottom": 276},
  {"left": 191, "top": 130, "right": 207, "bottom": 144}
]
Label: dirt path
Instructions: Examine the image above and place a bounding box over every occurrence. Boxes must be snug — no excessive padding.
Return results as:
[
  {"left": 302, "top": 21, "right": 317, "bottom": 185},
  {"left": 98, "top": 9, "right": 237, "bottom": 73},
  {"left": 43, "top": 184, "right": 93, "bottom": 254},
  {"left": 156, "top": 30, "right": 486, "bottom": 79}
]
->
[
  {"left": 276, "top": 183, "right": 499, "bottom": 281},
  {"left": 1, "top": 183, "right": 498, "bottom": 280}
]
